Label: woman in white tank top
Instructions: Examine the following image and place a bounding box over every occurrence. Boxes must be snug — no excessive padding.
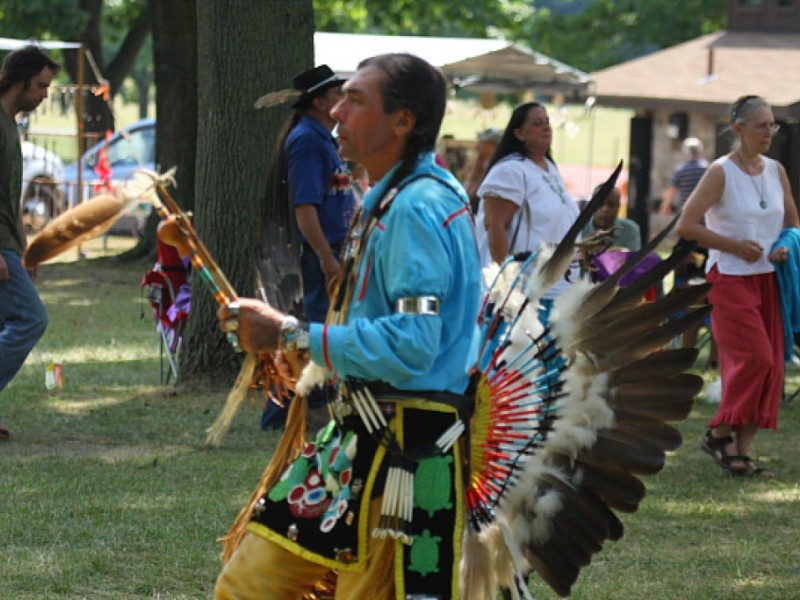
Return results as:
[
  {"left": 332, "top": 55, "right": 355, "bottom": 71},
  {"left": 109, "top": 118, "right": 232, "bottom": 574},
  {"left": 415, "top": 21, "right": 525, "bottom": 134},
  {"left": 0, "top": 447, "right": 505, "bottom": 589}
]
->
[{"left": 676, "top": 95, "right": 799, "bottom": 478}]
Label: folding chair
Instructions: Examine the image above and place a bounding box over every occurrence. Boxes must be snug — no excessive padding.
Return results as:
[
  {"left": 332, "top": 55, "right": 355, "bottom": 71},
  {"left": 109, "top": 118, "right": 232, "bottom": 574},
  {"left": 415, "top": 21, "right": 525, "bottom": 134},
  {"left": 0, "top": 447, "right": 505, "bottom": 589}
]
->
[{"left": 141, "top": 240, "right": 191, "bottom": 384}]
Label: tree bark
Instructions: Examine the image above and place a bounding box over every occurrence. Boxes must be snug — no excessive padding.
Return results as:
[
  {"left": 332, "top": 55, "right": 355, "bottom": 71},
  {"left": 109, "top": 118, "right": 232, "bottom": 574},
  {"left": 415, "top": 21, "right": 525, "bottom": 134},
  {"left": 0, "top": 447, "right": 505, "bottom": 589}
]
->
[
  {"left": 120, "top": 0, "right": 198, "bottom": 264},
  {"left": 181, "top": 0, "right": 314, "bottom": 383},
  {"left": 60, "top": 0, "right": 152, "bottom": 139},
  {"left": 135, "top": 72, "right": 150, "bottom": 120}
]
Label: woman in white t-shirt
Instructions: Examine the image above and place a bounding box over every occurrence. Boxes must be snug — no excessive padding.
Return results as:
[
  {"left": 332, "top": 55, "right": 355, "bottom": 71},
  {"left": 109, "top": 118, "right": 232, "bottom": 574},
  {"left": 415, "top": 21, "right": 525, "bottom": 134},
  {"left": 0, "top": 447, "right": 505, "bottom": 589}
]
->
[
  {"left": 475, "top": 103, "right": 579, "bottom": 310},
  {"left": 677, "top": 95, "right": 800, "bottom": 478}
]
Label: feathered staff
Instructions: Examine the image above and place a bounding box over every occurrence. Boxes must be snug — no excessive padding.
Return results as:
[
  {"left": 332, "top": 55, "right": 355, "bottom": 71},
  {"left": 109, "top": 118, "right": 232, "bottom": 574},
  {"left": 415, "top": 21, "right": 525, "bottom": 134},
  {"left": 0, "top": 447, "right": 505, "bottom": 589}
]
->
[
  {"left": 24, "top": 169, "right": 295, "bottom": 447},
  {"left": 125, "top": 170, "right": 299, "bottom": 446},
  {"left": 462, "top": 162, "right": 710, "bottom": 599},
  {"left": 23, "top": 193, "right": 128, "bottom": 268}
]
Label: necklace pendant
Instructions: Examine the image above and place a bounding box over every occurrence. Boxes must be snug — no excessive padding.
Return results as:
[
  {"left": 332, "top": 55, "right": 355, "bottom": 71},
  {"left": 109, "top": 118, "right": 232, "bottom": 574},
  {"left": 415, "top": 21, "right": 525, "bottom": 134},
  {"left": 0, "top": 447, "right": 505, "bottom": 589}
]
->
[{"left": 760, "top": 199, "right": 767, "bottom": 210}]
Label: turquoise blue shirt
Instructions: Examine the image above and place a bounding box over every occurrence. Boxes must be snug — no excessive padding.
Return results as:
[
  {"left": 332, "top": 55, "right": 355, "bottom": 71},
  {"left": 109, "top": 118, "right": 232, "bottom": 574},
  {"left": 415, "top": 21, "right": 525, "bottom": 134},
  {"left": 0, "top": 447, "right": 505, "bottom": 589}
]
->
[
  {"left": 309, "top": 153, "right": 481, "bottom": 393},
  {"left": 772, "top": 227, "right": 800, "bottom": 361}
]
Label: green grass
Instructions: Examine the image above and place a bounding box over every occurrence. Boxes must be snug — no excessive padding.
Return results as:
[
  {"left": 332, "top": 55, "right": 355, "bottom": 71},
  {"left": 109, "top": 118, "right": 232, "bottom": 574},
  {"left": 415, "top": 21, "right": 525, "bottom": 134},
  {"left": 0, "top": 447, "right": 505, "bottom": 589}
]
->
[
  {"left": 1, "top": 244, "right": 280, "bottom": 599},
  {"left": 2, "top": 243, "right": 799, "bottom": 599}
]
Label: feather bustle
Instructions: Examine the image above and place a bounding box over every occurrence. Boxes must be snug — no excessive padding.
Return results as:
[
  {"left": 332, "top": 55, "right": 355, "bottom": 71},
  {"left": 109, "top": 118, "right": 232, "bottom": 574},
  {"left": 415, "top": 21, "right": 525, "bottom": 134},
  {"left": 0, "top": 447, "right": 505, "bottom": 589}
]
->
[
  {"left": 609, "top": 348, "right": 699, "bottom": 384},
  {"left": 532, "top": 162, "right": 623, "bottom": 295},
  {"left": 465, "top": 192, "right": 708, "bottom": 598},
  {"left": 573, "top": 285, "right": 711, "bottom": 353},
  {"left": 580, "top": 433, "right": 666, "bottom": 475},
  {"left": 587, "top": 283, "right": 711, "bottom": 332},
  {"left": 606, "top": 389, "right": 696, "bottom": 421},
  {"left": 606, "top": 239, "right": 695, "bottom": 310},
  {"left": 593, "top": 307, "right": 712, "bottom": 371},
  {"left": 568, "top": 460, "right": 645, "bottom": 512},
  {"left": 609, "top": 411, "right": 684, "bottom": 451}
]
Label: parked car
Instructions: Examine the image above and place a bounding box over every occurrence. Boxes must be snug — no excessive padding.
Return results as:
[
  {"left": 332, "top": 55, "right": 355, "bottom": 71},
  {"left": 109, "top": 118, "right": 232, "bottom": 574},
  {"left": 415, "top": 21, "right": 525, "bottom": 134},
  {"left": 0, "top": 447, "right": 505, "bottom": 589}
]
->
[
  {"left": 21, "top": 140, "right": 65, "bottom": 231},
  {"left": 62, "top": 117, "right": 156, "bottom": 234}
]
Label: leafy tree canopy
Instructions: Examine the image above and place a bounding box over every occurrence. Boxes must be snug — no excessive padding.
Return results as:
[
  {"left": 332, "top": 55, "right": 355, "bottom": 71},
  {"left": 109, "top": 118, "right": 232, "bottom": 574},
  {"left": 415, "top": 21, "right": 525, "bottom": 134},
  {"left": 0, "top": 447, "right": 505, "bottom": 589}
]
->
[
  {"left": 0, "top": 0, "right": 147, "bottom": 45},
  {"left": 520, "top": 0, "right": 728, "bottom": 72},
  {"left": 314, "top": 0, "right": 728, "bottom": 72},
  {"left": 314, "top": 0, "right": 533, "bottom": 38},
  {"left": 0, "top": 0, "right": 88, "bottom": 41}
]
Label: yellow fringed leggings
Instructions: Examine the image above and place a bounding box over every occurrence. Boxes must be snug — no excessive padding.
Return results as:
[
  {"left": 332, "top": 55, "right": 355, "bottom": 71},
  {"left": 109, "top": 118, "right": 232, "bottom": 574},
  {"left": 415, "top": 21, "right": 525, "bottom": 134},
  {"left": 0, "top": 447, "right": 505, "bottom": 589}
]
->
[{"left": 214, "top": 499, "right": 396, "bottom": 600}]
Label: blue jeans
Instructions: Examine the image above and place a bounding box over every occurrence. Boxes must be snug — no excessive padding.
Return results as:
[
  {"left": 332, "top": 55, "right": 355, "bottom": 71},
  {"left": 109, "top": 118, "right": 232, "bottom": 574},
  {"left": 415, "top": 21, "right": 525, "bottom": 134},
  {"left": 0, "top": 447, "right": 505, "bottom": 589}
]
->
[{"left": 0, "top": 249, "right": 49, "bottom": 393}]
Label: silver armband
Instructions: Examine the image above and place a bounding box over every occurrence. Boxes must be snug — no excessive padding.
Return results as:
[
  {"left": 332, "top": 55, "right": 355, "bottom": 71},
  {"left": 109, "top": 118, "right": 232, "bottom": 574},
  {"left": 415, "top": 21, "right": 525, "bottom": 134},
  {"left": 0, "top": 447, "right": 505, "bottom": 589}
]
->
[{"left": 394, "top": 296, "right": 441, "bottom": 316}]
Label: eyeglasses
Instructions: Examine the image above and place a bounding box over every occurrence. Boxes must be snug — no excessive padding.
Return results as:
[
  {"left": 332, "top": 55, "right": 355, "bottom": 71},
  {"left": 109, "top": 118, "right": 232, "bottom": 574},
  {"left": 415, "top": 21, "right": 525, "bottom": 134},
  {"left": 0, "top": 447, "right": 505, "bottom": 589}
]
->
[{"left": 748, "top": 122, "right": 780, "bottom": 134}]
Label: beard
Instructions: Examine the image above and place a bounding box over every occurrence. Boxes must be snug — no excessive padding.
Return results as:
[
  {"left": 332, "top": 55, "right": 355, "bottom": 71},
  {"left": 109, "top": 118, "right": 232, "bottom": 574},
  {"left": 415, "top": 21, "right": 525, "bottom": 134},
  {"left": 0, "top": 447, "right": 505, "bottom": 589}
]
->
[{"left": 19, "top": 96, "right": 43, "bottom": 113}]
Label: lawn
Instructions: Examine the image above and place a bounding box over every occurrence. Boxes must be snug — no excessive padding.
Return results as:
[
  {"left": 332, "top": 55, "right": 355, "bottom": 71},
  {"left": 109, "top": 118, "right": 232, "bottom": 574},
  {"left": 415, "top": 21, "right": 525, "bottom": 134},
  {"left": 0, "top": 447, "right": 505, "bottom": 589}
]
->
[{"left": 1, "top": 242, "right": 798, "bottom": 599}]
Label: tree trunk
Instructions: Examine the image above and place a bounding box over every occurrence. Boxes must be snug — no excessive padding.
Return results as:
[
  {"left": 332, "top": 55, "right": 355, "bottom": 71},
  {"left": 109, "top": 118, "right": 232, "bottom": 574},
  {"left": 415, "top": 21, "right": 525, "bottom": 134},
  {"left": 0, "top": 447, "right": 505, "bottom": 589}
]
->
[
  {"left": 136, "top": 73, "right": 150, "bottom": 119},
  {"left": 60, "top": 0, "right": 152, "bottom": 140},
  {"left": 181, "top": 0, "right": 314, "bottom": 383},
  {"left": 121, "top": 0, "right": 197, "bottom": 264}
]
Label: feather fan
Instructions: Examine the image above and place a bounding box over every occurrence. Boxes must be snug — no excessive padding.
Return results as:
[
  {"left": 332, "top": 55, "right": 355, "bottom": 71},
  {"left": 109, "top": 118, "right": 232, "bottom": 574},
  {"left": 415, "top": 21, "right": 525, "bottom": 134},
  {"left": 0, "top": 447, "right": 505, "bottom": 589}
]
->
[
  {"left": 23, "top": 193, "right": 125, "bottom": 268},
  {"left": 462, "top": 163, "right": 707, "bottom": 598},
  {"left": 254, "top": 88, "right": 302, "bottom": 109}
]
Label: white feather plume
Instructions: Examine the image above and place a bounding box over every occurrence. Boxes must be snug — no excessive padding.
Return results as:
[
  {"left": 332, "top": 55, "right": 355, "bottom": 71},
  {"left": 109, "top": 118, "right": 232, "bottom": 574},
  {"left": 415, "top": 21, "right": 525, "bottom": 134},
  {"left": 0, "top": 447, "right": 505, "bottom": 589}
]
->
[{"left": 297, "top": 360, "right": 327, "bottom": 397}]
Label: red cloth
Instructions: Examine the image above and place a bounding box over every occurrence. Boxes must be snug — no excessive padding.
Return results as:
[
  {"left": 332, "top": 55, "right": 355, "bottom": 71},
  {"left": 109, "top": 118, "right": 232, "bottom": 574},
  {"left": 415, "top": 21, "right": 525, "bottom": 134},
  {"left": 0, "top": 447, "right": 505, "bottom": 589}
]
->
[
  {"left": 706, "top": 267, "right": 784, "bottom": 430},
  {"left": 141, "top": 240, "right": 190, "bottom": 328},
  {"left": 93, "top": 130, "right": 114, "bottom": 193}
]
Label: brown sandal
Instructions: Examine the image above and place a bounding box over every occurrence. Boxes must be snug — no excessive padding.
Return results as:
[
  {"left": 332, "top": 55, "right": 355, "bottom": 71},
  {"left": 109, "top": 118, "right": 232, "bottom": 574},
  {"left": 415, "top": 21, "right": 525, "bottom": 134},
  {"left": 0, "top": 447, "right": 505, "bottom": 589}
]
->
[
  {"left": 741, "top": 456, "right": 774, "bottom": 479},
  {"left": 0, "top": 423, "right": 10, "bottom": 441},
  {"left": 700, "top": 430, "right": 747, "bottom": 476}
]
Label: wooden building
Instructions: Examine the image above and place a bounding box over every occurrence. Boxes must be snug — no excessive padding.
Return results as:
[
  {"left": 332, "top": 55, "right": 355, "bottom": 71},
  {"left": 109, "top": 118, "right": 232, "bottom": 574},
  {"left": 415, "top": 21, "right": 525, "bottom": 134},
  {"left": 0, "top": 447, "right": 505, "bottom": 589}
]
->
[{"left": 592, "top": 0, "right": 800, "bottom": 238}]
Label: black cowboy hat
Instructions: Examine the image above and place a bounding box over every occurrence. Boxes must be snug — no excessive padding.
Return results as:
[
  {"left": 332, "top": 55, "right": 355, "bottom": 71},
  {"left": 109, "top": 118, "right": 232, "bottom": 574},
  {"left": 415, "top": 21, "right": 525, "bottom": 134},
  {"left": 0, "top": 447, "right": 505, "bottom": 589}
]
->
[{"left": 291, "top": 64, "right": 346, "bottom": 108}]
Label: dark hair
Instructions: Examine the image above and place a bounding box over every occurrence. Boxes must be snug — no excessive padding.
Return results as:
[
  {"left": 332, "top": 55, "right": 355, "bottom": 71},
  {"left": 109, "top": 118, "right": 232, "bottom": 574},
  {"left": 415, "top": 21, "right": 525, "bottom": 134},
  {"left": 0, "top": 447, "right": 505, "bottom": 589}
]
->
[
  {"left": 487, "top": 102, "right": 554, "bottom": 172},
  {"left": 0, "top": 45, "right": 60, "bottom": 95},
  {"left": 357, "top": 53, "right": 447, "bottom": 189},
  {"left": 262, "top": 110, "right": 303, "bottom": 239}
]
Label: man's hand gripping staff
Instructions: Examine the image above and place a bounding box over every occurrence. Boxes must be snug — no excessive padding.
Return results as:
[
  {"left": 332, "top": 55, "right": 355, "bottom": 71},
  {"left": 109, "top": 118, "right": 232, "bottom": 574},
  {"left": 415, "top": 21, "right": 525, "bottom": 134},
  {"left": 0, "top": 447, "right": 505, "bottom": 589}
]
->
[{"left": 132, "top": 170, "right": 304, "bottom": 445}]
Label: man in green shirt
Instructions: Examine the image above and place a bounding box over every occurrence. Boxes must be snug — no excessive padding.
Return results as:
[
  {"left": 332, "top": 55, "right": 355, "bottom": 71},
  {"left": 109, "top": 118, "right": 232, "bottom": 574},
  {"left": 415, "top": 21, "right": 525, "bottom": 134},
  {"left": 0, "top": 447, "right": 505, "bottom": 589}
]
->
[{"left": 0, "top": 45, "right": 59, "bottom": 440}]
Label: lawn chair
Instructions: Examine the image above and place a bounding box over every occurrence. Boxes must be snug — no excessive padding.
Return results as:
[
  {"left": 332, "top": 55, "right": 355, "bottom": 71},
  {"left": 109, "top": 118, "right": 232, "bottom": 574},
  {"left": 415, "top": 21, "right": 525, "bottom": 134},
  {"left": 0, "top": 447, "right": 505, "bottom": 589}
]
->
[{"left": 141, "top": 240, "right": 191, "bottom": 384}]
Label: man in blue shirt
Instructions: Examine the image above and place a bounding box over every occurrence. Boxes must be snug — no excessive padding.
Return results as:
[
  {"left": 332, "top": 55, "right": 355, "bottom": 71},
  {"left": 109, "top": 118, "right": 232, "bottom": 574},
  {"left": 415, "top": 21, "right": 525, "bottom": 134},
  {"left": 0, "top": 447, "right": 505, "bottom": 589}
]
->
[
  {"left": 660, "top": 137, "right": 709, "bottom": 216},
  {"left": 285, "top": 65, "right": 356, "bottom": 324},
  {"left": 215, "top": 54, "right": 480, "bottom": 600},
  {"left": 258, "top": 65, "right": 358, "bottom": 429}
]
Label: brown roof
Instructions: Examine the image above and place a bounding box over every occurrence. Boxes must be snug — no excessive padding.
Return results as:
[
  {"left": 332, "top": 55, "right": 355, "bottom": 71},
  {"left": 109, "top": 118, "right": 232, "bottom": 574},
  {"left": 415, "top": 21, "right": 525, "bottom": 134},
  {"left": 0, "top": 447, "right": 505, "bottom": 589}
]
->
[{"left": 591, "top": 31, "right": 800, "bottom": 119}]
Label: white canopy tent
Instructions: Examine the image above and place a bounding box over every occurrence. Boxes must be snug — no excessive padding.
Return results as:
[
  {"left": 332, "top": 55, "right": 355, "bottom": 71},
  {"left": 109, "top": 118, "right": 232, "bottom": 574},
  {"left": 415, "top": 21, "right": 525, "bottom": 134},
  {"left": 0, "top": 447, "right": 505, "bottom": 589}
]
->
[
  {"left": 0, "top": 37, "right": 81, "bottom": 51},
  {"left": 315, "top": 32, "right": 591, "bottom": 98}
]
